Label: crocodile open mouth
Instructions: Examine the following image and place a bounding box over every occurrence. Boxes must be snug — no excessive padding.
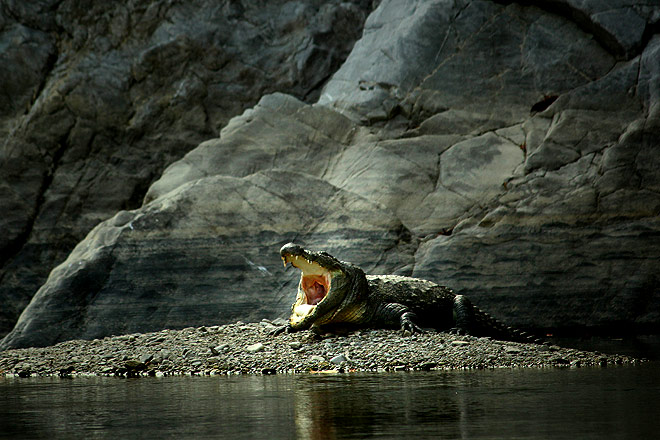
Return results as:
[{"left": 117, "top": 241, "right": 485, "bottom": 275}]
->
[{"left": 282, "top": 254, "right": 331, "bottom": 309}]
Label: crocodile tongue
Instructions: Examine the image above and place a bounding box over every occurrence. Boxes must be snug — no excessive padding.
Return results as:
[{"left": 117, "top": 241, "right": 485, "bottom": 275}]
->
[
  {"left": 282, "top": 254, "right": 330, "bottom": 307},
  {"left": 302, "top": 276, "right": 327, "bottom": 305}
]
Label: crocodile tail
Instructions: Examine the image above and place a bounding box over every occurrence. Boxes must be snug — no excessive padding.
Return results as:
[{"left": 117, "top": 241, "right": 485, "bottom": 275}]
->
[{"left": 472, "top": 307, "right": 543, "bottom": 344}]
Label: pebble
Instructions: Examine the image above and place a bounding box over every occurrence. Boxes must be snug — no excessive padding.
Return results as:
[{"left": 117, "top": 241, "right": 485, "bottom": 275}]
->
[
  {"left": 451, "top": 340, "right": 470, "bottom": 346},
  {"left": 0, "top": 322, "right": 641, "bottom": 377},
  {"left": 330, "top": 354, "right": 348, "bottom": 364},
  {"left": 246, "top": 343, "right": 265, "bottom": 353}
]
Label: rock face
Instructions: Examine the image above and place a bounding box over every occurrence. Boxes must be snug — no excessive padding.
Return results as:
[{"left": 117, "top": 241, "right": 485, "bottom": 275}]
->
[
  {"left": 2, "top": 167, "right": 409, "bottom": 348},
  {"left": 2, "top": 0, "right": 660, "bottom": 349},
  {"left": 0, "top": 0, "right": 372, "bottom": 337}
]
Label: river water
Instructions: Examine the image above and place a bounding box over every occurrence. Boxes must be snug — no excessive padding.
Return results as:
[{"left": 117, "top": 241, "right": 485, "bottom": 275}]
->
[{"left": 2, "top": 361, "right": 659, "bottom": 439}]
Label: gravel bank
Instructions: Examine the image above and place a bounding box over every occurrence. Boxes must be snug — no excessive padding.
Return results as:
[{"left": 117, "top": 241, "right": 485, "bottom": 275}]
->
[{"left": 0, "top": 320, "right": 641, "bottom": 378}]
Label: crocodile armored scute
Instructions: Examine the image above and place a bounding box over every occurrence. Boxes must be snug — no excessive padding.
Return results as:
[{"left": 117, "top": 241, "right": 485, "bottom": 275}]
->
[{"left": 276, "top": 243, "right": 539, "bottom": 343}]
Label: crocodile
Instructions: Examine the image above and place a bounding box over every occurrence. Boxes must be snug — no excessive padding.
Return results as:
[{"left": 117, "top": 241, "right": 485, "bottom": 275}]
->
[{"left": 274, "top": 243, "right": 539, "bottom": 343}]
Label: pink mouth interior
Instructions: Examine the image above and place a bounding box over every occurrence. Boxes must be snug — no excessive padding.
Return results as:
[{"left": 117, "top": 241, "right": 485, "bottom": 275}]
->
[{"left": 301, "top": 275, "right": 328, "bottom": 305}]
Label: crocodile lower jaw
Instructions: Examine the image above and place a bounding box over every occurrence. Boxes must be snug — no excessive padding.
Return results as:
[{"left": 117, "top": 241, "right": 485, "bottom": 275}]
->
[{"left": 291, "top": 303, "right": 316, "bottom": 324}]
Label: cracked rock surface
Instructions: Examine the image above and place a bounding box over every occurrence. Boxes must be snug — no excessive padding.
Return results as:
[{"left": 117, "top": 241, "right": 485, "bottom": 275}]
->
[
  {"left": 0, "top": 0, "right": 372, "bottom": 339},
  {"left": 2, "top": 0, "right": 660, "bottom": 349}
]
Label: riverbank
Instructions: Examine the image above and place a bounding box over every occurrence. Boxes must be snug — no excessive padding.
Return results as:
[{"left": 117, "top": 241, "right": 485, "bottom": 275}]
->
[{"left": 0, "top": 320, "right": 641, "bottom": 377}]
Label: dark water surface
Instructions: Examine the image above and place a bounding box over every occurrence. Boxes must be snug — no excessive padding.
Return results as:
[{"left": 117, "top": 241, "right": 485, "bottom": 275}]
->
[{"left": 2, "top": 363, "right": 659, "bottom": 439}]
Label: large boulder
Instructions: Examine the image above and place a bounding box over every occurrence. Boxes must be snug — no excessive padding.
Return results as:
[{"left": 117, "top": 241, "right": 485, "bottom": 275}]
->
[
  {"left": 0, "top": 0, "right": 371, "bottom": 337},
  {"left": 3, "top": 0, "right": 660, "bottom": 348},
  {"left": 0, "top": 169, "right": 409, "bottom": 349},
  {"left": 318, "top": 0, "right": 660, "bottom": 332}
]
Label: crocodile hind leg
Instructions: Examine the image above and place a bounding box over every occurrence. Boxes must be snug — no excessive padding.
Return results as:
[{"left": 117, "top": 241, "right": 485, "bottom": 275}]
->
[
  {"left": 451, "top": 295, "right": 475, "bottom": 335},
  {"left": 372, "top": 302, "right": 425, "bottom": 334}
]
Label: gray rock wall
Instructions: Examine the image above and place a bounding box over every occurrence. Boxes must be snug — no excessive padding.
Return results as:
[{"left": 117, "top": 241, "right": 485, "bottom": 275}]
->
[
  {"left": 0, "top": 0, "right": 372, "bottom": 337},
  {"left": 2, "top": 0, "right": 659, "bottom": 349},
  {"left": 316, "top": 0, "right": 660, "bottom": 332}
]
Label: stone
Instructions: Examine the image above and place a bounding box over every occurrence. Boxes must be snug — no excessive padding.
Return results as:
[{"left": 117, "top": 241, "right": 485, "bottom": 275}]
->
[
  {"left": 451, "top": 341, "right": 470, "bottom": 347},
  {"left": 246, "top": 343, "right": 265, "bottom": 353},
  {"left": 330, "top": 354, "right": 348, "bottom": 364},
  {"left": 124, "top": 360, "right": 145, "bottom": 371},
  {"left": 289, "top": 342, "right": 303, "bottom": 350}
]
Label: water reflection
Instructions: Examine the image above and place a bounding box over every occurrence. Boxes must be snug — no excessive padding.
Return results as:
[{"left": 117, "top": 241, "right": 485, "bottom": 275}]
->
[
  {"left": 292, "top": 374, "right": 464, "bottom": 439},
  {"left": 1, "top": 365, "right": 659, "bottom": 439},
  {"left": 288, "top": 366, "right": 660, "bottom": 439}
]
